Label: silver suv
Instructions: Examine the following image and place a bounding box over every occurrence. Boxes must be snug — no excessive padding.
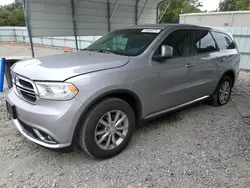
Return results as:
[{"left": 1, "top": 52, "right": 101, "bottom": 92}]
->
[{"left": 6, "top": 24, "right": 240, "bottom": 158}]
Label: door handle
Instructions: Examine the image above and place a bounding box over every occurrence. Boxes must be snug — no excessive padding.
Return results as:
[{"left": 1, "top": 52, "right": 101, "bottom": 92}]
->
[{"left": 185, "top": 63, "right": 194, "bottom": 68}]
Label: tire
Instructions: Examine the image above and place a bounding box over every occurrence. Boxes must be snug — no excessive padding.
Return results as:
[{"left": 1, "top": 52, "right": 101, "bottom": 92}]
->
[
  {"left": 209, "top": 75, "right": 232, "bottom": 107},
  {"left": 78, "top": 98, "right": 135, "bottom": 159}
]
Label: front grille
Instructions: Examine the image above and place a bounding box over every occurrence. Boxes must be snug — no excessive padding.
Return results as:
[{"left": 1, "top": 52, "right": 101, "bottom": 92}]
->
[
  {"left": 19, "top": 79, "right": 33, "bottom": 88},
  {"left": 13, "top": 74, "right": 37, "bottom": 103}
]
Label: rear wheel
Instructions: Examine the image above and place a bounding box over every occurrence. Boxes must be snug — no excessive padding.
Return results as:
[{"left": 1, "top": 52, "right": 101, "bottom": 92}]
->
[
  {"left": 78, "top": 98, "right": 135, "bottom": 159},
  {"left": 209, "top": 75, "right": 232, "bottom": 106}
]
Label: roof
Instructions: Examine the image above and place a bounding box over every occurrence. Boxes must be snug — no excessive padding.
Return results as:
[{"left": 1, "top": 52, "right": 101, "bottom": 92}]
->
[
  {"left": 210, "top": 27, "right": 227, "bottom": 32},
  {"left": 128, "top": 23, "right": 211, "bottom": 29},
  {"left": 210, "top": 27, "right": 234, "bottom": 38},
  {"left": 181, "top": 10, "right": 250, "bottom": 17},
  {"left": 128, "top": 24, "right": 173, "bottom": 29},
  {"left": 128, "top": 24, "right": 232, "bottom": 36}
]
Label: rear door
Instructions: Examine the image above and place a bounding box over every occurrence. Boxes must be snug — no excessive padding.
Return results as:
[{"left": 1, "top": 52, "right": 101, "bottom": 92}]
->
[
  {"left": 211, "top": 31, "right": 240, "bottom": 77},
  {"left": 189, "top": 29, "right": 220, "bottom": 97}
]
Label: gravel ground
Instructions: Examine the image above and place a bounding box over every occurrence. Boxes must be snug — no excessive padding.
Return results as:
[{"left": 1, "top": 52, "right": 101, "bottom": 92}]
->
[
  {"left": 0, "top": 42, "right": 67, "bottom": 91},
  {"left": 0, "top": 42, "right": 63, "bottom": 57},
  {"left": 0, "top": 72, "right": 250, "bottom": 188}
]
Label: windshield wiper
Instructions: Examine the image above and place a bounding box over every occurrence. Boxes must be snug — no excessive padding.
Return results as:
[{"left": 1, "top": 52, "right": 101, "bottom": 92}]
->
[
  {"left": 81, "top": 48, "right": 115, "bottom": 54},
  {"left": 98, "top": 50, "right": 115, "bottom": 54}
]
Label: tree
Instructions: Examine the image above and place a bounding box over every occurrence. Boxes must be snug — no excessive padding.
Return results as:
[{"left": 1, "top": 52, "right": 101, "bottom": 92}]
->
[
  {"left": 0, "top": 3, "right": 25, "bottom": 26},
  {"left": 236, "top": 0, "right": 250, "bottom": 10},
  {"left": 219, "top": 0, "right": 250, "bottom": 11},
  {"left": 219, "top": 0, "right": 237, "bottom": 11},
  {"left": 159, "top": 0, "right": 202, "bottom": 23},
  {"left": 188, "top": 0, "right": 203, "bottom": 8}
]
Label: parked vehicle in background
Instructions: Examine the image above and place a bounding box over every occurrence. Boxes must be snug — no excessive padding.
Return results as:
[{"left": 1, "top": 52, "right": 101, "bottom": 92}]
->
[{"left": 6, "top": 24, "right": 240, "bottom": 158}]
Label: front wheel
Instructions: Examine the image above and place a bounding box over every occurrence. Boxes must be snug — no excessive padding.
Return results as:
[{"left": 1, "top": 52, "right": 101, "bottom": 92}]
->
[
  {"left": 78, "top": 98, "right": 135, "bottom": 159},
  {"left": 210, "top": 75, "right": 233, "bottom": 106}
]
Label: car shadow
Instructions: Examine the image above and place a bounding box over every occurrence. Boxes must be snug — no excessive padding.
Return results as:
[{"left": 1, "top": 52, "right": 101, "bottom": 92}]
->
[{"left": 137, "top": 102, "right": 207, "bottom": 131}]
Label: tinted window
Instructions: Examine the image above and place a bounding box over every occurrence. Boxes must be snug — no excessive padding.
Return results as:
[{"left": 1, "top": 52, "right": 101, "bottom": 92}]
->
[
  {"left": 156, "top": 30, "right": 191, "bottom": 57},
  {"left": 86, "top": 29, "right": 161, "bottom": 56},
  {"left": 212, "top": 32, "right": 235, "bottom": 50},
  {"left": 190, "top": 30, "right": 217, "bottom": 54}
]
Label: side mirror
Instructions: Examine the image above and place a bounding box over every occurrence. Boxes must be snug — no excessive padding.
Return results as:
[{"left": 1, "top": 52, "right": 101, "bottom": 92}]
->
[
  {"left": 152, "top": 45, "right": 173, "bottom": 61},
  {"left": 161, "top": 45, "right": 173, "bottom": 58}
]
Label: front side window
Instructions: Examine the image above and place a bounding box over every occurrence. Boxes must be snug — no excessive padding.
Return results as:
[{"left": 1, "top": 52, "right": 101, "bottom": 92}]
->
[
  {"left": 212, "top": 32, "right": 236, "bottom": 50},
  {"left": 156, "top": 30, "right": 191, "bottom": 57},
  {"left": 85, "top": 29, "right": 161, "bottom": 56},
  {"left": 190, "top": 30, "right": 217, "bottom": 54}
]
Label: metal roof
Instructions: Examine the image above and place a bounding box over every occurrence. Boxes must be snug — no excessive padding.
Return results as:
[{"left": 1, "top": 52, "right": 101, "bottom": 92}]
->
[
  {"left": 181, "top": 10, "right": 250, "bottom": 16},
  {"left": 23, "top": 0, "right": 168, "bottom": 37},
  {"left": 21, "top": 0, "right": 169, "bottom": 56}
]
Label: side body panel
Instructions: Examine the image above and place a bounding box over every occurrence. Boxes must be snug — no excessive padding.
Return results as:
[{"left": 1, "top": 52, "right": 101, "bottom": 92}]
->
[{"left": 210, "top": 30, "right": 241, "bottom": 85}]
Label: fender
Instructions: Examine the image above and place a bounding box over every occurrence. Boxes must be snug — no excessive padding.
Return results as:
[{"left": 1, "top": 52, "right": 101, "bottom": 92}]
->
[{"left": 71, "top": 89, "right": 142, "bottom": 145}]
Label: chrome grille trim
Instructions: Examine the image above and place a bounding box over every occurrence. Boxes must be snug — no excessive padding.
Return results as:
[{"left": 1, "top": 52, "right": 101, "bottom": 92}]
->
[
  {"left": 16, "top": 86, "right": 36, "bottom": 95},
  {"left": 12, "top": 73, "right": 38, "bottom": 104},
  {"left": 16, "top": 82, "right": 34, "bottom": 92}
]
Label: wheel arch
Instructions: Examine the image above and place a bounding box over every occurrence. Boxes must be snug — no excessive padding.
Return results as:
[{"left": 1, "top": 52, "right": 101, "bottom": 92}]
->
[
  {"left": 72, "top": 89, "right": 142, "bottom": 145},
  {"left": 221, "top": 69, "right": 236, "bottom": 86}
]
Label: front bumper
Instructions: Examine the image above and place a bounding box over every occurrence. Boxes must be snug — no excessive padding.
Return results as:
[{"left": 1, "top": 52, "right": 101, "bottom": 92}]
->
[
  {"left": 7, "top": 88, "right": 83, "bottom": 148},
  {"left": 13, "top": 119, "right": 70, "bottom": 148}
]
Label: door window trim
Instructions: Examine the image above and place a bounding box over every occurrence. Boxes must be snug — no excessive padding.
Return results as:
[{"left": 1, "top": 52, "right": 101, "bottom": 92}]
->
[
  {"left": 151, "top": 28, "right": 221, "bottom": 61},
  {"left": 189, "top": 29, "right": 220, "bottom": 56},
  {"left": 151, "top": 28, "right": 193, "bottom": 60},
  {"left": 211, "top": 31, "right": 236, "bottom": 50}
]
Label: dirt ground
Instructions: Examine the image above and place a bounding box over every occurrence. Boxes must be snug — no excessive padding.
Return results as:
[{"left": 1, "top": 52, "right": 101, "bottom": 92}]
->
[{"left": 0, "top": 71, "right": 250, "bottom": 188}]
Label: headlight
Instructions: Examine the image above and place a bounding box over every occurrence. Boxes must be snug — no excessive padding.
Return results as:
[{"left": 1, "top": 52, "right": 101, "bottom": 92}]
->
[{"left": 35, "top": 82, "right": 78, "bottom": 100}]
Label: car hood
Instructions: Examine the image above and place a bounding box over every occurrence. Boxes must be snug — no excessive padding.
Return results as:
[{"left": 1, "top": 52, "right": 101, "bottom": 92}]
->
[{"left": 11, "top": 51, "right": 130, "bottom": 81}]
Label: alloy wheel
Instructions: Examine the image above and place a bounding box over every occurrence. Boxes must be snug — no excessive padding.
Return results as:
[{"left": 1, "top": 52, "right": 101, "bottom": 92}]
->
[
  {"left": 95, "top": 110, "right": 129, "bottom": 150},
  {"left": 219, "top": 81, "right": 231, "bottom": 104}
]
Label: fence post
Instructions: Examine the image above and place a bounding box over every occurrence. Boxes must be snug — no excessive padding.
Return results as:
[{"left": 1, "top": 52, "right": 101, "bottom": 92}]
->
[{"left": 0, "top": 57, "right": 6, "bottom": 92}]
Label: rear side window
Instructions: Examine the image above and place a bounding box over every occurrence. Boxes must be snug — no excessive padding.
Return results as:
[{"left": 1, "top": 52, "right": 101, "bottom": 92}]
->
[
  {"left": 190, "top": 30, "right": 217, "bottom": 54},
  {"left": 212, "top": 32, "right": 236, "bottom": 50}
]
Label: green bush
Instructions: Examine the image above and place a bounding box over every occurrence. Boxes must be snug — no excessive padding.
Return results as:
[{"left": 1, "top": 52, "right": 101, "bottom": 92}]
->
[{"left": 0, "top": 3, "right": 25, "bottom": 26}]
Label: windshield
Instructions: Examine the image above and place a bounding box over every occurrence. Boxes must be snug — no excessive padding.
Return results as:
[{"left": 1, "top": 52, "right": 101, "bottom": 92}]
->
[{"left": 85, "top": 29, "right": 162, "bottom": 56}]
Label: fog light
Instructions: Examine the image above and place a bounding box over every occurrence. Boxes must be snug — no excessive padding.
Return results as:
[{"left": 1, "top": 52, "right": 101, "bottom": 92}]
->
[{"left": 33, "top": 129, "right": 57, "bottom": 144}]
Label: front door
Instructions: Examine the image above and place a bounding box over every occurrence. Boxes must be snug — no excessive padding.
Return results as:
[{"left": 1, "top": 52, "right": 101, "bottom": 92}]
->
[{"left": 149, "top": 29, "right": 198, "bottom": 114}]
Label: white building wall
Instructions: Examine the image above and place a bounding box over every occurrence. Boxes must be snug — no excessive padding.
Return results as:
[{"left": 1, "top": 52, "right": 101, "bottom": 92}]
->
[
  {"left": 180, "top": 11, "right": 250, "bottom": 27},
  {"left": 180, "top": 11, "right": 250, "bottom": 70}
]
